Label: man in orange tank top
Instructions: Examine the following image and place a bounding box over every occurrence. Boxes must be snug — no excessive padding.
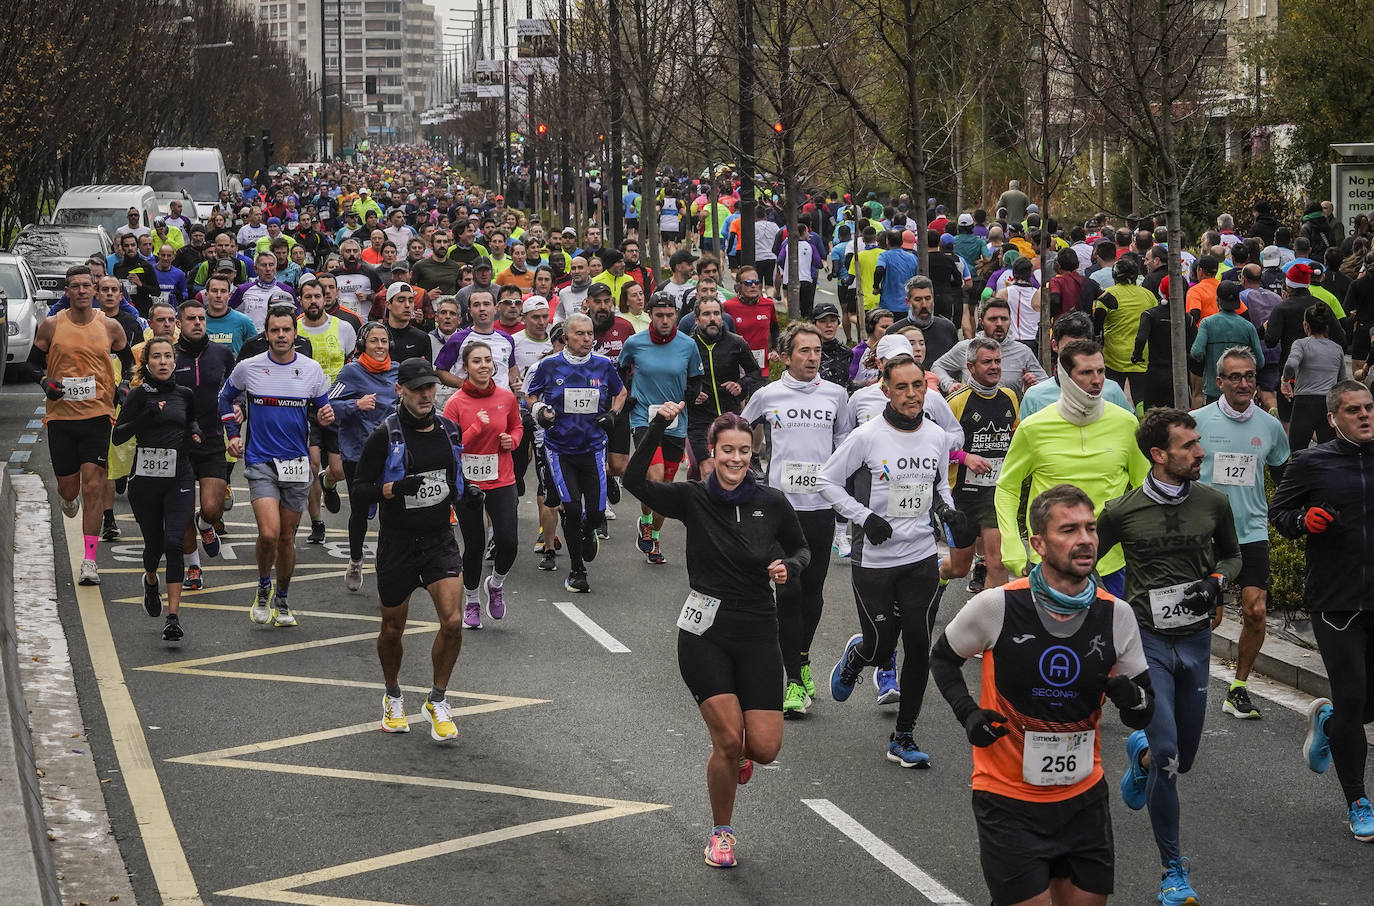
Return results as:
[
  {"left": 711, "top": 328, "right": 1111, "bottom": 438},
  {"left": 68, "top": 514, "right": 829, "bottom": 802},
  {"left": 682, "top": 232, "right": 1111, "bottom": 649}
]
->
[{"left": 28, "top": 264, "right": 133, "bottom": 586}]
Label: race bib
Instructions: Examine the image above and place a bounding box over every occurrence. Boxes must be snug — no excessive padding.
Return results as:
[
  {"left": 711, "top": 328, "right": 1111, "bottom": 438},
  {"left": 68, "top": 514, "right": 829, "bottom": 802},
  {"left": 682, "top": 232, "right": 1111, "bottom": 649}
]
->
[
  {"left": 564, "top": 387, "right": 598, "bottom": 414},
  {"left": 135, "top": 446, "right": 176, "bottom": 478},
  {"left": 1212, "top": 452, "right": 1257, "bottom": 487},
  {"left": 1149, "top": 582, "right": 1200, "bottom": 630},
  {"left": 648, "top": 403, "right": 680, "bottom": 430},
  {"left": 65, "top": 375, "right": 98, "bottom": 402},
  {"left": 676, "top": 590, "right": 721, "bottom": 635},
  {"left": 888, "top": 480, "right": 931, "bottom": 518},
  {"left": 462, "top": 452, "right": 498, "bottom": 482},
  {"left": 965, "top": 456, "right": 1004, "bottom": 488},
  {"left": 780, "top": 460, "right": 820, "bottom": 494},
  {"left": 120, "top": 278, "right": 138, "bottom": 298},
  {"left": 405, "top": 469, "right": 449, "bottom": 509},
  {"left": 752, "top": 348, "right": 765, "bottom": 368},
  {"left": 273, "top": 456, "right": 310, "bottom": 484},
  {"left": 1022, "top": 730, "right": 1095, "bottom": 786}
]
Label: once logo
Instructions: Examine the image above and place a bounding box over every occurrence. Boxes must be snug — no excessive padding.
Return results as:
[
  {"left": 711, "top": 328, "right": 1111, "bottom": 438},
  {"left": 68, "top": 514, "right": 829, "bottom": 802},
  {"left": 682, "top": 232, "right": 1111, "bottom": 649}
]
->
[{"left": 1038, "top": 645, "right": 1080, "bottom": 687}]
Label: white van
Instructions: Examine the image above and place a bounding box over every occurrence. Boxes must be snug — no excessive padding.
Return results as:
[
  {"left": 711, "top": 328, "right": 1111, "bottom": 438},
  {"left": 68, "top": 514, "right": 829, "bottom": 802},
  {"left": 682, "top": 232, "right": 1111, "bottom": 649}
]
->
[
  {"left": 50, "top": 185, "right": 160, "bottom": 236},
  {"left": 143, "top": 147, "right": 231, "bottom": 220}
]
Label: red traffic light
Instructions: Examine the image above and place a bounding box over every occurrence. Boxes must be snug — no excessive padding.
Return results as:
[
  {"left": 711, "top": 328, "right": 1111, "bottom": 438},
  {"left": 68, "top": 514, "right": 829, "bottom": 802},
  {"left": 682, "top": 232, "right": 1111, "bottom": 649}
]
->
[
  {"left": 773, "top": 121, "right": 784, "bottom": 134},
  {"left": 537, "top": 122, "right": 548, "bottom": 135}
]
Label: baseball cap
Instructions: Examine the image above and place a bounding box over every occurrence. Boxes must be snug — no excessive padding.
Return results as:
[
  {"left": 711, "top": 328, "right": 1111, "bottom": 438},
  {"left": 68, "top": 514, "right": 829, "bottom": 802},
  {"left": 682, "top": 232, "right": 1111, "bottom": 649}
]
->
[
  {"left": 359, "top": 186, "right": 371, "bottom": 194},
  {"left": 471, "top": 258, "right": 493, "bottom": 272},
  {"left": 812, "top": 301, "right": 840, "bottom": 321},
  {"left": 586, "top": 281, "right": 613, "bottom": 298},
  {"left": 215, "top": 258, "right": 238, "bottom": 272},
  {"left": 1217, "top": 281, "right": 1242, "bottom": 311},
  {"left": 495, "top": 194, "right": 504, "bottom": 202},
  {"left": 562, "top": 226, "right": 578, "bottom": 238},
  {"left": 521, "top": 295, "right": 550, "bottom": 314},
  {"left": 940, "top": 233, "right": 955, "bottom": 248},
  {"left": 1260, "top": 245, "right": 1281, "bottom": 267},
  {"left": 385, "top": 282, "right": 414, "bottom": 302},
  {"left": 397, "top": 357, "right": 440, "bottom": 389},
  {"left": 267, "top": 216, "right": 282, "bottom": 226},
  {"left": 958, "top": 213, "right": 974, "bottom": 227},
  {"left": 669, "top": 249, "right": 699, "bottom": 269},
  {"left": 1286, "top": 262, "right": 1313, "bottom": 288},
  {"left": 875, "top": 334, "right": 914, "bottom": 360},
  {"left": 390, "top": 261, "right": 410, "bottom": 273}
]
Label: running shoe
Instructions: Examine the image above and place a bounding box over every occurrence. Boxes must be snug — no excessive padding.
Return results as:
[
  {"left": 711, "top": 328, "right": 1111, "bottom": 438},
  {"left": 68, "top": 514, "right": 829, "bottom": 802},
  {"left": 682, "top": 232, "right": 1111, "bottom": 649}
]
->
[
  {"left": 967, "top": 559, "right": 987, "bottom": 594},
  {"left": 637, "top": 519, "right": 654, "bottom": 553},
  {"left": 1121, "top": 729, "right": 1149, "bottom": 811},
  {"left": 222, "top": 486, "right": 234, "bottom": 511},
  {"left": 78, "top": 559, "right": 100, "bottom": 586},
  {"left": 197, "top": 516, "right": 221, "bottom": 559},
  {"left": 61, "top": 497, "right": 79, "bottom": 519},
  {"left": 607, "top": 476, "right": 621, "bottom": 505},
  {"left": 183, "top": 565, "right": 204, "bottom": 591},
  {"left": 830, "top": 633, "right": 865, "bottom": 702},
  {"left": 307, "top": 520, "right": 327, "bottom": 544},
  {"left": 345, "top": 559, "right": 363, "bottom": 592},
  {"left": 1304, "top": 697, "right": 1334, "bottom": 774},
  {"left": 886, "top": 732, "right": 931, "bottom": 769},
  {"left": 799, "top": 663, "right": 816, "bottom": 698},
  {"left": 1349, "top": 797, "right": 1374, "bottom": 842},
  {"left": 605, "top": 505, "right": 617, "bottom": 520},
  {"left": 875, "top": 653, "right": 901, "bottom": 705},
  {"left": 582, "top": 523, "right": 600, "bottom": 563},
  {"left": 463, "top": 599, "right": 482, "bottom": 629},
  {"left": 782, "top": 681, "right": 811, "bottom": 718},
  {"left": 484, "top": 576, "right": 506, "bottom": 620},
  {"left": 737, "top": 757, "right": 753, "bottom": 785},
  {"left": 161, "top": 615, "right": 183, "bottom": 643},
  {"left": 424, "top": 698, "right": 458, "bottom": 741},
  {"left": 565, "top": 570, "right": 590, "bottom": 593},
  {"left": 381, "top": 694, "right": 409, "bottom": 733},
  {"left": 271, "top": 599, "right": 298, "bottom": 628},
  {"left": 320, "top": 469, "right": 341, "bottom": 514},
  {"left": 1223, "top": 685, "right": 1261, "bottom": 720},
  {"left": 142, "top": 577, "right": 162, "bottom": 617},
  {"left": 538, "top": 550, "right": 557, "bottom": 571},
  {"left": 534, "top": 529, "right": 546, "bottom": 553},
  {"left": 703, "top": 827, "right": 736, "bottom": 868},
  {"left": 596, "top": 520, "right": 610, "bottom": 540},
  {"left": 250, "top": 584, "right": 272, "bottom": 624},
  {"left": 100, "top": 514, "right": 120, "bottom": 542},
  {"left": 646, "top": 540, "right": 665, "bottom": 565},
  {"left": 1158, "top": 858, "right": 1199, "bottom": 906},
  {"left": 833, "top": 529, "right": 851, "bottom": 559},
  {"left": 484, "top": 537, "right": 496, "bottom": 561}
]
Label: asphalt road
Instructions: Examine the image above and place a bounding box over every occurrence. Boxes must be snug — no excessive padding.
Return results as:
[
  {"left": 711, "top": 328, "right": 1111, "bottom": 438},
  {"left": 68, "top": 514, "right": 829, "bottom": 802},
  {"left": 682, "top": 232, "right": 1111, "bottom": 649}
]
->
[{"left": 1, "top": 376, "right": 1369, "bottom": 906}]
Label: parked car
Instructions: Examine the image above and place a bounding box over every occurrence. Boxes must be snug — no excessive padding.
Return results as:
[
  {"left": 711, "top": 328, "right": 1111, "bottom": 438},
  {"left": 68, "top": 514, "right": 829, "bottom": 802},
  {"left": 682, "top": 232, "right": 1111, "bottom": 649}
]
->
[
  {"left": 0, "top": 253, "right": 52, "bottom": 380},
  {"left": 50, "top": 185, "right": 161, "bottom": 236},
  {"left": 10, "top": 223, "right": 114, "bottom": 296}
]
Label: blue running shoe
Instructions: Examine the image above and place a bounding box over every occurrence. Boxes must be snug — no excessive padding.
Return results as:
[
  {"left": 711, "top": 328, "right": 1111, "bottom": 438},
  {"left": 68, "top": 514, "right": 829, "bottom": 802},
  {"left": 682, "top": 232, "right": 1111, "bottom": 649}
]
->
[
  {"left": 875, "top": 653, "right": 900, "bottom": 705},
  {"left": 1121, "top": 729, "right": 1149, "bottom": 811},
  {"left": 830, "top": 633, "right": 865, "bottom": 702},
  {"left": 886, "top": 732, "right": 930, "bottom": 769},
  {"left": 1305, "top": 697, "right": 1333, "bottom": 774},
  {"left": 1158, "top": 858, "right": 1198, "bottom": 905},
  {"left": 1349, "top": 797, "right": 1374, "bottom": 842}
]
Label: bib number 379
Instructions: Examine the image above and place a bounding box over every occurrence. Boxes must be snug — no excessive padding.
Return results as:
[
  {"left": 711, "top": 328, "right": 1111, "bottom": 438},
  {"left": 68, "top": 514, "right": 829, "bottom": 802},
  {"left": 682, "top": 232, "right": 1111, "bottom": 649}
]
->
[{"left": 676, "top": 590, "right": 721, "bottom": 636}]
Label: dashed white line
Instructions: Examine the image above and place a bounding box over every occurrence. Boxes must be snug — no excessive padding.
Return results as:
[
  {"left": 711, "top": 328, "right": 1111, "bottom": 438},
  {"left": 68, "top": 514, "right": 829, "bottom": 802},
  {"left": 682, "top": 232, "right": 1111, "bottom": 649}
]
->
[
  {"left": 26, "top": 419, "right": 42, "bottom": 429},
  {"left": 802, "top": 798, "right": 971, "bottom": 905},
  {"left": 18, "top": 433, "right": 37, "bottom": 444},
  {"left": 552, "top": 601, "right": 630, "bottom": 653},
  {"left": 8, "top": 451, "right": 31, "bottom": 463}
]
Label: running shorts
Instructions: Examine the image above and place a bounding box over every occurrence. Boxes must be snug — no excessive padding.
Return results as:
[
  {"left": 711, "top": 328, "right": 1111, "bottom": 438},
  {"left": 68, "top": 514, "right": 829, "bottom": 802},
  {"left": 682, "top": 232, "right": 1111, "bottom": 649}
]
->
[
  {"left": 190, "top": 446, "right": 230, "bottom": 482},
  {"left": 1236, "top": 540, "right": 1270, "bottom": 590},
  {"left": 244, "top": 460, "right": 312, "bottom": 513},
  {"left": 376, "top": 527, "right": 463, "bottom": 608},
  {"left": 47, "top": 416, "right": 112, "bottom": 475},
  {"left": 676, "top": 608, "right": 783, "bottom": 711}
]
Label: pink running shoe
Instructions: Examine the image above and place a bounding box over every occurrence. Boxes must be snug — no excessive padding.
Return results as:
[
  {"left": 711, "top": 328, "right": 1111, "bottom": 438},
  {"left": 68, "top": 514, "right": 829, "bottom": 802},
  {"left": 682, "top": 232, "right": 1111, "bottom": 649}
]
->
[
  {"left": 463, "top": 600, "right": 482, "bottom": 629},
  {"left": 737, "top": 757, "right": 753, "bottom": 785},
  {"left": 704, "top": 827, "right": 737, "bottom": 868}
]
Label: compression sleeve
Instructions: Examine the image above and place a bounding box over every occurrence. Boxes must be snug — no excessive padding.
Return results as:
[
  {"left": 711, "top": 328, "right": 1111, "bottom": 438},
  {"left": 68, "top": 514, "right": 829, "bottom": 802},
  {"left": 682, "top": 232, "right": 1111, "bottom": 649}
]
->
[
  {"left": 929, "top": 634, "right": 980, "bottom": 725},
  {"left": 218, "top": 365, "right": 246, "bottom": 437}
]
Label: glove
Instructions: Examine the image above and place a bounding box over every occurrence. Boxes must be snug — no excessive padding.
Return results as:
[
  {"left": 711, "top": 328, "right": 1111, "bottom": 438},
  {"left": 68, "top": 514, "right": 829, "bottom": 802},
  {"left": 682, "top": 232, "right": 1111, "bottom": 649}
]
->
[
  {"left": 862, "top": 513, "right": 893, "bottom": 545},
  {"left": 534, "top": 403, "right": 556, "bottom": 429},
  {"left": 462, "top": 483, "right": 486, "bottom": 506},
  {"left": 389, "top": 475, "right": 423, "bottom": 497},
  {"left": 934, "top": 499, "right": 971, "bottom": 538},
  {"left": 114, "top": 382, "right": 129, "bottom": 408},
  {"left": 1179, "top": 575, "right": 1222, "bottom": 615},
  {"left": 1105, "top": 674, "right": 1148, "bottom": 712},
  {"left": 1303, "top": 506, "right": 1336, "bottom": 534},
  {"left": 520, "top": 408, "right": 536, "bottom": 432},
  {"left": 594, "top": 410, "right": 616, "bottom": 432},
  {"left": 963, "top": 709, "right": 1009, "bottom": 747},
  {"left": 41, "top": 378, "right": 65, "bottom": 401}
]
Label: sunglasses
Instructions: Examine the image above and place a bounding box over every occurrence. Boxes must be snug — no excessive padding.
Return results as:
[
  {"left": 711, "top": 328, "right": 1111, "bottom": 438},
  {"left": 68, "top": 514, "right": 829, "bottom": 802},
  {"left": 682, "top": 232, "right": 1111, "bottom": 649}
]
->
[{"left": 740, "top": 279, "right": 761, "bottom": 285}]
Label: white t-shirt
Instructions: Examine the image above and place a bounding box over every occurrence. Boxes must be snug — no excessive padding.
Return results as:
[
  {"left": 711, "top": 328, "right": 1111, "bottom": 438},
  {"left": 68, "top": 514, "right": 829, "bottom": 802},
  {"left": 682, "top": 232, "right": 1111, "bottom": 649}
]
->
[
  {"left": 741, "top": 377, "right": 852, "bottom": 512},
  {"left": 511, "top": 329, "right": 553, "bottom": 381}
]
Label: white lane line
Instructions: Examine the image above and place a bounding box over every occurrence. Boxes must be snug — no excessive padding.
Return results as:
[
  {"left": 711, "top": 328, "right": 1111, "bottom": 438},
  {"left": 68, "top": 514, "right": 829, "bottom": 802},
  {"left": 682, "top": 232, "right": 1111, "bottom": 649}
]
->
[
  {"left": 26, "top": 419, "right": 42, "bottom": 429},
  {"left": 552, "top": 601, "right": 630, "bottom": 653},
  {"left": 802, "top": 798, "right": 971, "bottom": 905},
  {"left": 8, "top": 451, "right": 31, "bottom": 463},
  {"left": 32, "top": 404, "right": 44, "bottom": 415},
  {"left": 18, "top": 433, "right": 37, "bottom": 444}
]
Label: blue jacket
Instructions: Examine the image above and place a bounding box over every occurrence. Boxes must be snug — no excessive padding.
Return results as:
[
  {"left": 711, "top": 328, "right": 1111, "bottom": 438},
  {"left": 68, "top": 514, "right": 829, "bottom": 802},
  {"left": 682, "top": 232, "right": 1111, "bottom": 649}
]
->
[{"left": 327, "top": 360, "right": 400, "bottom": 461}]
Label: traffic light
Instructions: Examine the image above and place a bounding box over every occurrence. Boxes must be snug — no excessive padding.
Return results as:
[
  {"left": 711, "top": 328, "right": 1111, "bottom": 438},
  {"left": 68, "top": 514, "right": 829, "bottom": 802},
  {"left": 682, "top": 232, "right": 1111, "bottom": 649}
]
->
[
  {"left": 243, "top": 134, "right": 256, "bottom": 162},
  {"left": 365, "top": 75, "right": 377, "bottom": 94},
  {"left": 536, "top": 122, "right": 548, "bottom": 136},
  {"left": 261, "top": 128, "right": 274, "bottom": 166},
  {"left": 376, "top": 100, "right": 384, "bottom": 114},
  {"left": 773, "top": 121, "right": 784, "bottom": 134}
]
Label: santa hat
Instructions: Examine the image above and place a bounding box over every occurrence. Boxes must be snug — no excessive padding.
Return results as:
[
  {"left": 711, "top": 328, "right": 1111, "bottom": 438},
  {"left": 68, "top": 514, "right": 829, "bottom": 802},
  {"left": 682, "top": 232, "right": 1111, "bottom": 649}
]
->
[{"left": 1286, "top": 263, "right": 1312, "bottom": 289}]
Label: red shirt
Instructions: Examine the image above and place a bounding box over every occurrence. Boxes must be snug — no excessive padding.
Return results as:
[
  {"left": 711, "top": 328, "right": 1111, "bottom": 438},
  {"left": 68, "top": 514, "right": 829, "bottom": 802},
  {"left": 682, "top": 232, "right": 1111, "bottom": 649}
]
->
[
  {"left": 593, "top": 317, "right": 637, "bottom": 362},
  {"left": 442, "top": 384, "right": 523, "bottom": 490},
  {"left": 723, "top": 296, "right": 778, "bottom": 373}
]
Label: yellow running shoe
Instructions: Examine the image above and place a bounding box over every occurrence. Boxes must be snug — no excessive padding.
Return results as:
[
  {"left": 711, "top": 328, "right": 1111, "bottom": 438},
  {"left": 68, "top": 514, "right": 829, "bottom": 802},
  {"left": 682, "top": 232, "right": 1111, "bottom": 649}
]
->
[
  {"left": 424, "top": 698, "right": 458, "bottom": 741},
  {"left": 381, "top": 694, "right": 409, "bottom": 733}
]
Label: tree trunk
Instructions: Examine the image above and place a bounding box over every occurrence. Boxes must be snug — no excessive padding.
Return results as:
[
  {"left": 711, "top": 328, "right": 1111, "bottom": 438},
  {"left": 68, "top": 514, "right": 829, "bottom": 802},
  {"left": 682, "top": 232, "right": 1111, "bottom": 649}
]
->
[{"left": 642, "top": 151, "right": 661, "bottom": 276}]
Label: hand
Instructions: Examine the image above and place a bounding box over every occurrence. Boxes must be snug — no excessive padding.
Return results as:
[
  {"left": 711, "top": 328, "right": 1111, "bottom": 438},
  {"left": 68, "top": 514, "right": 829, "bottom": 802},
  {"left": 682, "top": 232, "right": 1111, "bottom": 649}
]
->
[
  {"left": 1304, "top": 505, "right": 1336, "bottom": 534},
  {"left": 934, "top": 499, "right": 971, "bottom": 537},
  {"left": 1102, "top": 675, "right": 1146, "bottom": 713},
  {"left": 534, "top": 403, "right": 556, "bottom": 428},
  {"left": 767, "top": 559, "right": 788, "bottom": 584},
  {"left": 127, "top": 273, "right": 142, "bottom": 287},
  {"left": 389, "top": 475, "right": 423, "bottom": 497},
  {"left": 498, "top": 432, "right": 513, "bottom": 450},
  {"left": 722, "top": 381, "right": 742, "bottom": 397},
  {"left": 227, "top": 435, "right": 244, "bottom": 458},
  {"left": 476, "top": 408, "right": 490, "bottom": 425},
  {"left": 316, "top": 403, "right": 335, "bottom": 426},
  {"left": 233, "top": 402, "right": 245, "bottom": 425},
  {"left": 963, "top": 709, "right": 1009, "bottom": 747},
  {"left": 1281, "top": 381, "right": 1294, "bottom": 401},
  {"left": 114, "top": 382, "right": 129, "bottom": 408},
  {"left": 1021, "top": 368, "right": 1039, "bottom": 387},
  {"left": 862, "top": 513, "right": 893, "bottom": 545},
  {"left": 1180, "top": 575, "right": 1222, "bottom": 615},
  {"left": 1212, "top": 605, "right": 1224, "bottom": 630},
  {"left": 948, "top": 382, "right": 965, "bottom": 394},
  {"left": 357, "top": 393, "right": 377, "bottom": 412},
  {"left": 509, "top": 374, "right": 523, "bottom": 394},
  {"left": 462, "top": 482, "right": 485, "bottom": 505},
  {"left": 965, "top": 453, "right": 993, "bottom": 476},
  {"left": 594, "top": 410, "right": 616, "bottom": 432},
  {"left": 767, "top": 350, "right": 780, "bottom": 363},
  {"left": 656, "top": 400, "right": 684, "bottom": 423},
  {"left": 695, "top": 391, "right": 708, "bottom": 405},
  {"left": 42, "top": 378, "right": 65, "bottom": 401}
]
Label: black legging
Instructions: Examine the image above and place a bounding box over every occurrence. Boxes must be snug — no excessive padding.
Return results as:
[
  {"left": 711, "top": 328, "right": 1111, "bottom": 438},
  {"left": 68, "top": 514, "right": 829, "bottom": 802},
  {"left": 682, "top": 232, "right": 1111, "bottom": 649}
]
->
[
  {"left": 1142, "top": 366, "right": 1174, "bottom": 410},
  {"left": 129, "top": 474, "right": 195, "bottom": 583},
  {"left": 798, "top": 281, "right": 817, "bottom": 319},
  {"left": 849, "top": 557, "right": 942, "bottom": 734},
  {"left": 1289, "top": 393, "right": 1335, "bottom": 451},
  {"left": 456, "top": 483, "right": 519, "bottom": 590},
  {"left": 546, "top": 447, "right": 606, "bottom": 571},
  {"left": 1311, "top": 611, "right": 1374, "bottom": 804},
  {"left": 341, "top": 460, "right": 371, "bottom": 562},
  {"left": 778, "top": 508, "right": 834, "bottom": 684}
]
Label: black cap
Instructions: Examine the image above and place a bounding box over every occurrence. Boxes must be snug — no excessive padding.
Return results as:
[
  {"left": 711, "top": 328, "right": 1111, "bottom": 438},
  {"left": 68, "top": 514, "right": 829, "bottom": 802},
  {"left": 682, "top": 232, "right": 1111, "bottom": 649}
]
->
[
  {"left": 598, "top": 249, "right": 623, "bottom": 267},
  {"left": 669, "top": 249, "right": 698, "bottom": 269},
  {"left": 1217, "top": 280, "right": 1242, "bottom": 310},
  {"left": 812, "top": 301, "right": 841, "bottom": 321},
  {"left": 472, "top": 258, "right": 493, "bottom": 272},
  {"left": 390, "top": 261, "right": 410, "bottom": 273},
  {"left": 586, "top": 281, "right": 613, "bottom": 297},
  {"left": 397, "top": 357, "right": 440, "bottom": 389}
]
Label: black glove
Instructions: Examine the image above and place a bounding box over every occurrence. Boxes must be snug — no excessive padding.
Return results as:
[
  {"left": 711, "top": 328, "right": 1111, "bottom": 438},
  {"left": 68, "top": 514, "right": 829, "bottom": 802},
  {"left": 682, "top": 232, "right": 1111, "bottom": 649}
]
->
[
  {"left": 520, "top": 408, "right": 536, "bottom": 432},
  {"left": 933, "top": 499, "right": 972, "bottom": 543},
  {"left": 1180, "top": 575, "right": 1222, "bottom": 615},
  {"left": 963, "top": 709, "right": 1009, "bottom": 747},
  {"left": 114, "top": 382, "right": 129, "bottom": 408},
  {"left": 389, "top": 475, "right": 423, "bottom": 497},
  {"left": 41, "top": 377, "right": 65, "bottom": 401},
  {"left": 462, "top": 482, "right": 485, "bottom": 506},
  {"left": 862, "top": 513, "right": 893, "bottom": 545},
  {"left": 594, "top": 409, "right": 616, "bottom": 432},
  {"left": 1105, "top": 674, "right": 1148, "bottom": 712},
  {"left": 534, "top": 403, "right": 556, "bottom": 428}
]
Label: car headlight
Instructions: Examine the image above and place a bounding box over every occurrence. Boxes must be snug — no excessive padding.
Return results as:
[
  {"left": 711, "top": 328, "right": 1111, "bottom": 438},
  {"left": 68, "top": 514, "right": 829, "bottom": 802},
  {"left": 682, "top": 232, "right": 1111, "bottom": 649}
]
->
[{"left": 7, "top": 320, "right": 16, "bottom": 336}]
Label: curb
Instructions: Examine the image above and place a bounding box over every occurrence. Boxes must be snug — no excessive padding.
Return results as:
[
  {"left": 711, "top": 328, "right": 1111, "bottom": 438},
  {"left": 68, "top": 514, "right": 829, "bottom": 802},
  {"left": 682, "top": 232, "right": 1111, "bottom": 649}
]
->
[{"left": 1211, "top": 615, "right": 1331, "bottom": 700}]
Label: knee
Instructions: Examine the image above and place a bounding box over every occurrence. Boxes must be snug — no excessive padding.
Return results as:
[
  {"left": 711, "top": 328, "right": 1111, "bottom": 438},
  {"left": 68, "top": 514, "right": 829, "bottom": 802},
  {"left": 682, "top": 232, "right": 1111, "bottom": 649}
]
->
[
  {"left": 713, "top": 733, "right": 744, "bottom": 762},
  {"left": 378, "top": 618, "right": 406, "bottom": 642},
  {"left": 1241, "top": 599, "right": 1267, "bottom": 628},
  {"left": 749, "top": 737, "right": 781, "bottom": 765},
  {"left": 258, "top": 528, "right": 281, "bottom": 546},
  {"left": 437, "top": 614, "right": 464, "bottom": 638}
]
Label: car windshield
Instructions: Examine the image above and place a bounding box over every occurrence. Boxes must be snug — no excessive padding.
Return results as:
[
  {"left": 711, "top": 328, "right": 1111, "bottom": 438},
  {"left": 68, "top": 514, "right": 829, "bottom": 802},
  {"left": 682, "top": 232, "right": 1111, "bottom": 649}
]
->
[
  {"left": 145, "top": 170, "right": 220, "bottom": 200},
  {"left": 11, "top": 229, "right": 104, "bottom": 261},
  {"left": 0, "top": 262, "right": 28, "bottom": 299},
  {"left": 51, "top": 208, "right": 126, "bottom": 234}
]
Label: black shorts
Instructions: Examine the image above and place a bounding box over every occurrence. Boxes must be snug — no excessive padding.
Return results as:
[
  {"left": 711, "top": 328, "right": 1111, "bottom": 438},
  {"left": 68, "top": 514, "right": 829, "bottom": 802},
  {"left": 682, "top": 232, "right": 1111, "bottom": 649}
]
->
[
  {"left": 953, "top": 487, "right": 998, "bottom": 533},
  {"left": 1236, "top": 540, "right": 1270, "bottom": 590},
  {"left": 309, "top": 422, "right": 341, "bottom": 457},
  {"left": 632, "top": 425, "right": 686, "bottom": 465},
  {"left": 972, "top": 781, "right": 1114, "bottom": 906},
  {"left": 375, "top": 528, "right": 463, "bottom": 608},
  {"left": 625, "top": 217, "right": 639, "bottom": 231},
  {"left": 660, "top": 228, "right": 681, "bottom": 243},
  {"left": 1276, "top": 392, "right": 1293, "bottom": 422},
  {"left": 677, "top": 609, "right": 783, "bottom": 711},
  {"left": 756, "top": 259, "right": 778, "bottom": 287},
  {"left": 191, "top": 447, "right": 229, "bottom": 482},
  {"left": 728, "top": 252, "right": 741, "bottom": 272},
  {"left": 838, "top": 284, "right": 858, "bottom": 312},
  {"left": 47, "top": 416, "right": 112, "bottom": 475},
  {"left": 608, "top": 411, "right": 632, "bottom": 456}
]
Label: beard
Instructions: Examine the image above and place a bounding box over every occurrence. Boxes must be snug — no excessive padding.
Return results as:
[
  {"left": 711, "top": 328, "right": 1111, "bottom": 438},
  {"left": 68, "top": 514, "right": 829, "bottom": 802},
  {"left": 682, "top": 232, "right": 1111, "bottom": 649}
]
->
[
  {"left": 591, "top": 309, "right": 613, "bottom": 330},
  {"left": 700, "top": 322, "right": 722, "bottom": 342}
]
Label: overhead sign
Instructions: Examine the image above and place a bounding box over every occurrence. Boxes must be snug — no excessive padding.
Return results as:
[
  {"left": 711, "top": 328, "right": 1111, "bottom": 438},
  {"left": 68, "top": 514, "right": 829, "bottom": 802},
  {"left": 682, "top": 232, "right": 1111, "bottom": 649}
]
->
[{"left": 516, "top": 18, "right": 551, "bottom": 36}]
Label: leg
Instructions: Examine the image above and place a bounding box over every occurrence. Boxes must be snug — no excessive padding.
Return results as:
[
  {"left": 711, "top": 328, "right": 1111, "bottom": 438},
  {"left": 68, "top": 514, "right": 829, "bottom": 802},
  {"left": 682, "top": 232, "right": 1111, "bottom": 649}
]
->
[
  {"left": 274, "top": 504, "right": 304, "bottom": 588},
  {"left": 1235, "top": 586, "right": 1267, "bottom": 682},
  {"left": 1139, "top": 630, "right": 1184, "bottom": 867},
  {"left": 80, "top": 462, "right": 107, "bottom": 539},
  {"left": 893, "top": 557, "right": 941, "bottom": 734},
  {"left": 161, "top": 480, "right": 195, "bottom": 615},
  {"left": 307, "top": 444, "right": 323, "bottom": 522},
  {"left": 1044, "top": 879, "right": 1108, "bottom": 906},
  {"left": 982, "top": 527, "right": 1009, "bottom": 588},
  {"left": 427, "top": 576, "right": 466, "bottom": 690},
  {"left": 698, "top": 695, "right": 747, "bottom": 827},
  {"left": 251, "top": 497, "right": 283, "bottom": 579},
  {"left": 847, "top": 565, "right": 901, "bottom": 668},
  {"left": 942, "top": 545, "right": 975, "bottom": 580},
  {"left": 1312, "top": 612, "right": 1373, "bottom": 805},
  {"left": 486, "top": 485, "right": 519, "bottom": 578},
  {"left": 547, "top": 449, "right": 585, "bottom": 571},
  {"left": 456, "top": 499, "right": 487, "bottom": 593},
  {"left": 795, "top": 509, "right": 834, "bottom": 668},
  {"left": 343, "top": 460, "right": 369, "bottom": 561},
  {"left": 378, "top": 599, "right": 410, "bottom": 691}
]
